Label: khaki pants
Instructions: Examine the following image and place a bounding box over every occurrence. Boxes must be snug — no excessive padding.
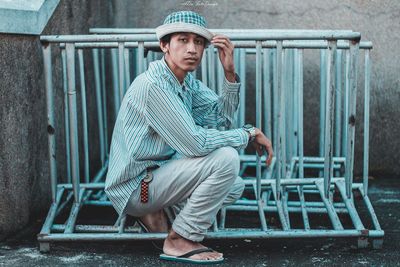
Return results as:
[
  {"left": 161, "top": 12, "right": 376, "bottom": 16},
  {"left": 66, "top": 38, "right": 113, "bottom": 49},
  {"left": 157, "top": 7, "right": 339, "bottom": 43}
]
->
[{"left": 125, "top": 146, "right": 245, "bottom": 242}]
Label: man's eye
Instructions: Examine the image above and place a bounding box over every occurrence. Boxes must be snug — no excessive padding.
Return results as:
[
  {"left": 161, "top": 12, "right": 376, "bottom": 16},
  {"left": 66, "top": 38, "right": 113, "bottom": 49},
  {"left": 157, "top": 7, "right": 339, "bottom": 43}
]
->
[
  {"left": 195, "top": 40, "right": 204, "bottom": 45},
  {"left": 179, "top": 38, "right": 188, "bottom": 42}
]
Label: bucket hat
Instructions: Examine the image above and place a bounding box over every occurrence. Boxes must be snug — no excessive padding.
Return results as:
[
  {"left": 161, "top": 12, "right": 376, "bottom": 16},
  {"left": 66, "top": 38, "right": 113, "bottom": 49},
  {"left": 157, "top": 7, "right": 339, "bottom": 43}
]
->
[{"left": 155, "top": 11, "right": 213, "bottom": 41}]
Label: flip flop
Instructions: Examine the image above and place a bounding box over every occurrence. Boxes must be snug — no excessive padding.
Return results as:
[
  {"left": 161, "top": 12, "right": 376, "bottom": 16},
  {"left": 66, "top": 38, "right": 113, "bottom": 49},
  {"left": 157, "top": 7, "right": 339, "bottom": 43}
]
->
[{"left": 160, "top": 247, "right": 224, "bottom": 264}]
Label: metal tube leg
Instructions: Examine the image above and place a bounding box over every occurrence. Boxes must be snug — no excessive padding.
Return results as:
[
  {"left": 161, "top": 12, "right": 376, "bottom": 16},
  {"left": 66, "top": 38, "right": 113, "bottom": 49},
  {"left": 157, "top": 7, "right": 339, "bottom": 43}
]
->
[
  {"left": 323, "top": 41, "right": 337, "bottom": 198},
  {"left": 43, "top": 44, "right": 58, "bottom": 201},
  {"left": 345, "top": 40, "right": 360, "bottom": 198},
  {"left": 65, "top": 43, "right": 80, "bottom": 203},
  {"left": 92, "top": 49, "right": 106, "bottom": 166},
  {"left": 78, "top": 50, "right": 90, "bottom": 183},
  {"left": 256, "top": 41, "right": 267, "bottom": 231},
  {"left": 363, "top": 49, "right": 371, "bottom": 195}
]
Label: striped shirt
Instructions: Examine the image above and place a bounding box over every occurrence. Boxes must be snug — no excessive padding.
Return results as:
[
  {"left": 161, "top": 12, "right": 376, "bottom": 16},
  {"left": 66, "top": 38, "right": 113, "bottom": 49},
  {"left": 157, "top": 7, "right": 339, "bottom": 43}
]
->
[{"left": 105, "top": 57, "right": 249, "bottom": 215}]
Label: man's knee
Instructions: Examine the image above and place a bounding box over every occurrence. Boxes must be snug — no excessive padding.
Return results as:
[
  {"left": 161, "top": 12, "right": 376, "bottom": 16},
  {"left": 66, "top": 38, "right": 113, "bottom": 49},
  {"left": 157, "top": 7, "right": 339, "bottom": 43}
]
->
[
  {"left": 211, "top": 146, "right": 240, "bottom": 175},
  {"left": 231, "top": 176, "right": 245, "bottom": 199}
]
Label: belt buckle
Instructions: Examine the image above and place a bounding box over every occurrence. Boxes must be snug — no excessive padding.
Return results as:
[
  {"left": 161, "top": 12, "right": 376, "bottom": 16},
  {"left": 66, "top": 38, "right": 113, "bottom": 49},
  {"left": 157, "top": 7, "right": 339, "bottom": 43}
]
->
[{"left": 143, "top": 171, "right": 153, "bottom": 183}]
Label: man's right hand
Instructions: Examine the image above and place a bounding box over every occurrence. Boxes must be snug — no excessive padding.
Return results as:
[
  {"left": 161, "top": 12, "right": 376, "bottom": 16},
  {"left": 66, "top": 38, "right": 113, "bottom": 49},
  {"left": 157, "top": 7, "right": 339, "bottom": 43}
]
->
[{"left": 251, "top": 128, "right": 274, "bottom": 167}]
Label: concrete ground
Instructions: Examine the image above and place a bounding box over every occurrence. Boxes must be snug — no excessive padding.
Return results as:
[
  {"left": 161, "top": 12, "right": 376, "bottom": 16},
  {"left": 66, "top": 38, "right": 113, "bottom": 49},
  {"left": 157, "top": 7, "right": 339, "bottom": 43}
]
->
[{"left": 0, "top": 177, "right": 399, "bottom": 267}]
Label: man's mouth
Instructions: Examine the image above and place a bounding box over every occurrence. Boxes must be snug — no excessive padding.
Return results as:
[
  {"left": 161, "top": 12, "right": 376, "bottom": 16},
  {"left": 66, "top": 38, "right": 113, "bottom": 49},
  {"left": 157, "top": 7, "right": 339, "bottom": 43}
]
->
[{"left": 185, "top": 57, "right": 198, "bottom": 61}]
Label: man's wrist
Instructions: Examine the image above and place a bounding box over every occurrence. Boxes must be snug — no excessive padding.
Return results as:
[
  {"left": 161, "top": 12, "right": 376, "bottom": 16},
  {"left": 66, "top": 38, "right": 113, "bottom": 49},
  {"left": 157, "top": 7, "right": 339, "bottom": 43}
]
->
[
  {"left": 224, "top": 71, "right": 236, "bottom": 83},
  {"left": 242, "top": 124, "right": 256, "bottom": 142}
]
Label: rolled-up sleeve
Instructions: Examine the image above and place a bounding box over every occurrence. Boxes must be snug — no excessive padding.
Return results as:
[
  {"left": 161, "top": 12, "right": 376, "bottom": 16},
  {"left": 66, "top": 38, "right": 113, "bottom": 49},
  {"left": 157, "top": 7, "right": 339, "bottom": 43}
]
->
[{"left": 191, "top": 76, "right": 241, "bottom": 129}]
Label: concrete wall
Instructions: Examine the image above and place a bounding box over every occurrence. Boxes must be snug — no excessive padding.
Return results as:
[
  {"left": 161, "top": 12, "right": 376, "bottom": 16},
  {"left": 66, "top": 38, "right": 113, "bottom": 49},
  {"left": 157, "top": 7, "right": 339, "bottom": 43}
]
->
[
  {"left": 113, "top": 0, "right": 400, "bottom": 178},
  {"left": 0, "top": 0, "right": 113, "bottom": 240}
]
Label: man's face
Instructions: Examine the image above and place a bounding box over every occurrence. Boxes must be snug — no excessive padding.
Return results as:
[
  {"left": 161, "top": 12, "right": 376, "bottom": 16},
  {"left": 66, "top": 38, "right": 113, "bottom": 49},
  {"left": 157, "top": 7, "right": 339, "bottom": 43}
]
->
[{"left": 161, "top": 32, "right": 206, "bottom": 76}]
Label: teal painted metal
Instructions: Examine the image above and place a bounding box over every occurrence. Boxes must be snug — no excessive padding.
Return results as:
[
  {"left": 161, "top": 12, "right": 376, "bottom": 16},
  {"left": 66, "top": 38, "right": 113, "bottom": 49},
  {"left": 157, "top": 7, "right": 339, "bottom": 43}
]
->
[
  {"left": 93, "top": 49, "right": 106, "bottom": 166},
  {"left": 43, "top": 45, "right": 57, "bottom": 202},
  {"left": 363, "top": 49, "right": 371, "bottom": 195},
  {"left": 323, "top": 40, "right": 337, "bottom": 198},
  {"left": 78, "top": 50, "right": 90, "bottom": 183},
  {"left": 61, "top": 50, "right": 71, "bottom": 184},
  {"left": 65, "top": 43, "right": 80, "bottom": 203},
  {"left": 39, "top": 30, "right": 382, "bottom": 252}
]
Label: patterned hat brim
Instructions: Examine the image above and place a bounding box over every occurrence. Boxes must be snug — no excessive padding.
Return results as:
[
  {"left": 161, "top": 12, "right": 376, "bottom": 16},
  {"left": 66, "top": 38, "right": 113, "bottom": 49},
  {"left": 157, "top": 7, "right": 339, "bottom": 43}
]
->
[{"left": 156, "top": 22, "right": 214, "bottom": 41}]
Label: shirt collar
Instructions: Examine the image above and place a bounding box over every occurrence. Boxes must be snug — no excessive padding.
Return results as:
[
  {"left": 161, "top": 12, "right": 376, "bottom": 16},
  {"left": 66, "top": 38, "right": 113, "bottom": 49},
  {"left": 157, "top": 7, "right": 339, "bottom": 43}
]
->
[{"left": 151, "top": 57, "right": 192, "bottom": 90}]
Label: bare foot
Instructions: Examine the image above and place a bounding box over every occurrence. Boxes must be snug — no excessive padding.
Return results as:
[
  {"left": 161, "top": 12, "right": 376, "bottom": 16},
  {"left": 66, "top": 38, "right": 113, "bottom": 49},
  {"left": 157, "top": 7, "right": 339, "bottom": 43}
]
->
[
  {"left": 163, "top": 229, "right": 222, "bottom": 261},
  {"left": 139, "top": 209, "right": 168, "bottom": 233}
]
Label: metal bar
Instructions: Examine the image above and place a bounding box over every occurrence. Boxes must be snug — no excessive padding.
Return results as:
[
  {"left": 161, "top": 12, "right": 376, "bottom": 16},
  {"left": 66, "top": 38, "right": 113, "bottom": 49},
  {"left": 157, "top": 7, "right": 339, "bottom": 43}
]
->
[
  {"left": 217, "top": 51, "right": 224, "bottom": 95},
  {"left": 118, "top": 216, "right": 127, "bottom": 234},
  {"left": 100, "top": 49, "right": 108, "bottom": 157},
  {"left": 118, "top": 42, "right": 125, "bottom": 102},
  {"left": 58, "top": 40, "right": 373, "bottom": 50},
  {"left": 281, "top": 187, "right": 291, "bottom": 229},
  {"left": 40, "top": 32, "right": 361, "bottom": 43},
  {"left": 92, "top": 49, "right": 106, "bottom": 166},
  {"left": 285, "top": 49, "right": 293, "bottom": 166},
  {"left": 39, "top": 188, "right": 65, "bottom": 235},
  {"left": 297, "top": 49, "right": 304, "bottom": 178},
  {"left": 263, "top": 48, "right": 272, "bottom": 138},
  {"left": 323, "top": 41, "right": 337, "bottom": 197},
  {"left": 319, "top": 49, "right": 326, "bottom": 163},
  {"left": 78, "top": 49, "right": 90, "bottom": 183},
  {"left": 201, "top": 51, "right": 208, "bottom": 85},
  {"left": 345, "top": 40, "right": 360, "bottom": 198},
  {"left": 291, "top": 156, "right": 346, "bottom": 163},
  {"left": 272, "top": 48, "right": 278, "bottom": 153},
  {"left": 256, "top": 41, "right": 268, "bottom": 231},
  {"left": 61, "top": 49, "right": 71, "bottom": 184},
  {"left": 219, "top": 208, "right": 226, "bottom": 230},
  {"left": 279, "top": 44, "right": 287, "bottom": 181},
  {"left": 124, "top": 47, "right": 131, "bottom": 93},
  {"left": 335, "top": 180, "right": 365, "bottom": 230},
  {"left": 315, "top": 181, "right": 344, "bottom": 230},
  {"left": 138, "top": 41, "right": 145, "bottom": 74},
  {"left": 43, "top": 44, "right": 58, "bottom": 201},
  {"left": 271, "top": 182, "right": 289, "bottom": 230},
  {"left": 52, "top": 224, "right": 140, "bottom": 233},
  {"left": 363, "top": 49, "right": 371, "bottom": 195},
  {"left": 227, "top": 204, "right": 348, "bottom": 214},
  {"left": 275, "top": 41, "right": 283, "bottom": 196},
  {"left": 342, "top": 50, "right": 350, "bottom": 157},
  {"left": 291, "top": 50, "right": 298, "bottom": 160},
  {"left": 38, "top": 229, "right": 384, "bottom": 242},
  {"left": 111, "top": 49, "right": 120, "bottom": 115},
  {"left": 64, "top": 189, "right": 86, "bottom": 233},
  {"left": 89, "top": 28, "right": 355, "bottom": 34},
  {"left": 334, "top": 50, "right": 343, "bottom": 160},
  {"left": 208, "top": 46, "right": 216, "bottom": 91},
  {"left": 360, "top": 188, "right": 382, "bottom": 231},
  {"left": 65, "top": 43, "right": 80, "bottom": 202},
  {"left": 239, "top": 49, "right": 246, "bottom": 128},
  {"left": 236, "top": 198, "right": 346, "bottom": 208}
]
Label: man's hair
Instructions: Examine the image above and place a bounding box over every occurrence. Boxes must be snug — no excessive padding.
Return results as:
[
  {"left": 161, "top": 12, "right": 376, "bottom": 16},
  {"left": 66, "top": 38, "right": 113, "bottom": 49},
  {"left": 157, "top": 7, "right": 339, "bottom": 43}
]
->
[
  {"left": 160, "top": 33, "right": 173, "bottom": 44},
  {"left": 160, "top": 32, "right": 208, "bottom": 47}
]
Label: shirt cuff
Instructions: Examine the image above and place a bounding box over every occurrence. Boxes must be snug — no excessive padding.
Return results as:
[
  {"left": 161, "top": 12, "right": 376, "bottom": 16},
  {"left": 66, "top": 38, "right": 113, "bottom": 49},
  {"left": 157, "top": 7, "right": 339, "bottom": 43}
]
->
[
  {"left": 224, "top": 73, "right": 241, "bottom": 93},
  {"left": 235, "top": 128, "right": 249, "bottom": 148}
]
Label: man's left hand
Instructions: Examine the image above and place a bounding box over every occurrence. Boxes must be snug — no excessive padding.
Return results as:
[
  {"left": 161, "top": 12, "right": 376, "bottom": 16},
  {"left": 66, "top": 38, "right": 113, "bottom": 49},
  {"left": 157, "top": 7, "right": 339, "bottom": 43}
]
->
[{"left": 211, "top": 34, "right": 236, "bottom": 82}]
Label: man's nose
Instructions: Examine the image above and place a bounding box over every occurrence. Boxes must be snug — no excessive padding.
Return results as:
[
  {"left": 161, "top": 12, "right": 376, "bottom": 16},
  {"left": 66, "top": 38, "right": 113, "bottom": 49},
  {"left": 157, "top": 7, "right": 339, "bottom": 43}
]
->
[{"left": 187, "top": 41, "right": 196, "bottom": 53}]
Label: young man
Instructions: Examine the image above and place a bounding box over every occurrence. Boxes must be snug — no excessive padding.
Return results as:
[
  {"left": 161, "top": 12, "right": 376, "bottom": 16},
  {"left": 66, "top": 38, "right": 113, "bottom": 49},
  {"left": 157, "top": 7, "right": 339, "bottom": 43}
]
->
[{"left": 105, "top": 11, "right": 273, "bottom": 264}]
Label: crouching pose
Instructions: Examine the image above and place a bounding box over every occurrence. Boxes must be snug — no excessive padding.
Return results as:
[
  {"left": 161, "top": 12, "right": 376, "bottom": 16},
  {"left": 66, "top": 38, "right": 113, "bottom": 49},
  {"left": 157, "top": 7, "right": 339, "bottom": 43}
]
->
[{"left": 106, "top": 10, "right": 273, "bottom": 264}]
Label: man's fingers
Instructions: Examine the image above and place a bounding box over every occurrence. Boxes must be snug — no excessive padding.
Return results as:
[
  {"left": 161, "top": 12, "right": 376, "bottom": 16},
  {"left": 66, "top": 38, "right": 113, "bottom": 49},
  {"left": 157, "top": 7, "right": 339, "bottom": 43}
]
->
[
  {"left": 266, "top": 145, "right": 274, "bottom": 166},
  {"left": 256, "top": 145, "right": 263, "bottom": 157}
]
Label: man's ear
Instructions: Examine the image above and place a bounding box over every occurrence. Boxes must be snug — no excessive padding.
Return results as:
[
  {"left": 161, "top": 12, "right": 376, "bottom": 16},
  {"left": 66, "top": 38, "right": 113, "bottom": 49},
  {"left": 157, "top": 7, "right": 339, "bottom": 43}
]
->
[{"left": 159, "top": 41, "right": 169, "bottom": 54}]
